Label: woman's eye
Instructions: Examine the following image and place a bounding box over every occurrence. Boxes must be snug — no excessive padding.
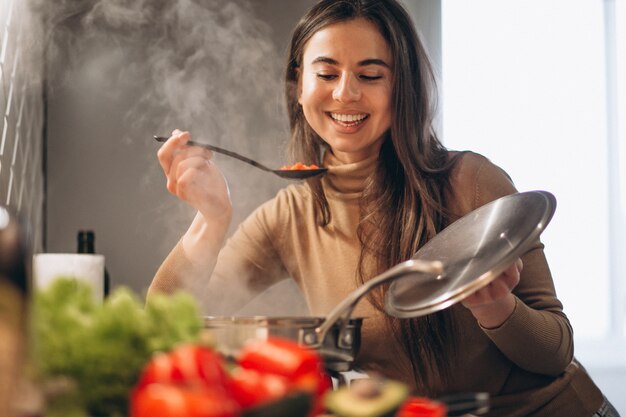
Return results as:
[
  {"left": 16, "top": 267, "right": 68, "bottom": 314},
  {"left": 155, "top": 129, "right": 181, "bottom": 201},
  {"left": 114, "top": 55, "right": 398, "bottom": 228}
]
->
[
  {"left": 315, "top": 73, "right": 383, "bottom": 81},
  {"left": 360, "top": 74, "right": 383, "bottom": 81},
  {"left": 316, "top": 73, "right": 337, "bottom": 81}
]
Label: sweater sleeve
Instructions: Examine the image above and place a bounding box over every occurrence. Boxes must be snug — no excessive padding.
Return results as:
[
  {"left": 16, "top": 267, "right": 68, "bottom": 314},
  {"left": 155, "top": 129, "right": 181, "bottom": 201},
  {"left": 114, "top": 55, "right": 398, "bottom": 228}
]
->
[
  {"left": 481, "top": 245, "right": 574, "bottom": 376},
  {"left": 148, "top": 194, "right": 289, "bottom": 315},
  {"left": 450, "top": 152, "right": 574, "bottom": 376}
]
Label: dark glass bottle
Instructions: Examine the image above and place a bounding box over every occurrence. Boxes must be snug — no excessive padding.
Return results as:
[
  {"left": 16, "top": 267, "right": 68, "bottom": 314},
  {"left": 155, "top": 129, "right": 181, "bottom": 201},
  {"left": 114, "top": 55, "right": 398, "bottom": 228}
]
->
[
  {"left": 77, "top": 230, "right": 110, "bottom": 297},
  {"left": 0, "top": 206, "right": 30, "bottom": 416}
]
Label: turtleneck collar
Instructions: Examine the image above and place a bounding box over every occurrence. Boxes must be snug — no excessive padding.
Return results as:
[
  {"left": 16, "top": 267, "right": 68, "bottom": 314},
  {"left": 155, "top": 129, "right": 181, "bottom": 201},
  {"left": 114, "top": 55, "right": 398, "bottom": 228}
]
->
[{"left": 322, "top": 149, "right": 379, "bottom": 197}]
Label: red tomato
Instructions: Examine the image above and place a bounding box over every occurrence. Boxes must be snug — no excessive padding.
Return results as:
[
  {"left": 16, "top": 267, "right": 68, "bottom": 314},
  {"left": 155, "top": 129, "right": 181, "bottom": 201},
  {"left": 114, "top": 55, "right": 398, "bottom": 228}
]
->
[
  {"left": 130, "top": 383, "right": 239, "bottom": 417},
  {"left": 237, "top": 338, "right": 331, "bottom": 416},
  {"left": 396, "top": 397, "right": 447, "bottom": 417},
  {"left": 136, "top": 344, "right": 229, "bottom": 389},
  {"left": 237, "top": 338, "right": 321, "bottom": 380},
  {"left": 227, "top": 366, "right": 290, "bottom": 408}
]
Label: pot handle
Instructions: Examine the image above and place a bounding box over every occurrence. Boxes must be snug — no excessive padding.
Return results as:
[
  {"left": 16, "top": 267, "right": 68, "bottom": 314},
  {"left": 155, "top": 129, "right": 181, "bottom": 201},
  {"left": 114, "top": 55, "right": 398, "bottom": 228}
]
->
[{"left": 314, "top": 259, "right": 443, "bottom": 346}]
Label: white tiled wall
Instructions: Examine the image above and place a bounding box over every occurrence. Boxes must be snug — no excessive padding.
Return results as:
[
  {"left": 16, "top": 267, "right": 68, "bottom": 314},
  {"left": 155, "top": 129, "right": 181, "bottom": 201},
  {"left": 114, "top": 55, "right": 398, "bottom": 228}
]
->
[{"left": 0, "top": 0, "right": 45, "bottom": 252}]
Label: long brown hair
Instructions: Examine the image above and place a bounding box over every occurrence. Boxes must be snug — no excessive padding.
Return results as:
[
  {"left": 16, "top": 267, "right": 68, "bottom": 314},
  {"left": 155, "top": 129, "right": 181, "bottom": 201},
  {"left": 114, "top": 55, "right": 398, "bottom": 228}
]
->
[{"left": 285, "top": 0, "right": 458, "bottom": 394}]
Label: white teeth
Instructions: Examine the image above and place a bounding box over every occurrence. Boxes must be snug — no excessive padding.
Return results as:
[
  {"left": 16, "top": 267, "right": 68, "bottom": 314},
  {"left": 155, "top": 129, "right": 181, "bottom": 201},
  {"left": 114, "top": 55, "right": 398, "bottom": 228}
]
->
[{"left": 330, "top": 113, "right": 368, "bottom": 122}]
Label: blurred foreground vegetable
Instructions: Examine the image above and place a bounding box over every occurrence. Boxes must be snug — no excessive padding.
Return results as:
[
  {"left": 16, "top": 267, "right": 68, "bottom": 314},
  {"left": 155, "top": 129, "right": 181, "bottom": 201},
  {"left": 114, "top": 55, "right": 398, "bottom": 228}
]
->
[
  {"left": 235, "top": 338, "right": 331, "bottom": 416},
  {"left": 396, "top": 397, "right": 446, "bottom": 417},
  {"left": 131, "top": 337, "right": 331, "bottom": 417},
  {"left": 325, "top": 377, "right": 409, "bottom": 417},
  {"left": 31, "top": 278, "right": 203, "bottom": 417}
]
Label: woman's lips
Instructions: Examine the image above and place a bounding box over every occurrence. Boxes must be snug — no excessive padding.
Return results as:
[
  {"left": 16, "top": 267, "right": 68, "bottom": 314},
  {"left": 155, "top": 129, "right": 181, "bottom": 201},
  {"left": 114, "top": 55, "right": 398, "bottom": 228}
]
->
[{"left": 326, "top": 112, "right": 369, "bottom": 131}]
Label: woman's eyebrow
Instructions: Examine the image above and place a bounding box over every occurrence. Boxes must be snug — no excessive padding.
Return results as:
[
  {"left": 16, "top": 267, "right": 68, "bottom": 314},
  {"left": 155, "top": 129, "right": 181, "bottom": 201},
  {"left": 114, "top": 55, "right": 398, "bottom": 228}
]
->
[
  {"left": 358, "top": 58, "right": 390, "bottom": 68},
  {"left": 311, "top": 56, "right": 390, "bottom": 68}
]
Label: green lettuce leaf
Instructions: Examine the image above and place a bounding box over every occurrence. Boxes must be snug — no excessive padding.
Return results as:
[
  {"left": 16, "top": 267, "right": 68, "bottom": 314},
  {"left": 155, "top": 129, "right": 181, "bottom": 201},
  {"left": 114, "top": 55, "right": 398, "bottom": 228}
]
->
[{"left": 31, "top": 278, "right": 202, "bottom": 417}]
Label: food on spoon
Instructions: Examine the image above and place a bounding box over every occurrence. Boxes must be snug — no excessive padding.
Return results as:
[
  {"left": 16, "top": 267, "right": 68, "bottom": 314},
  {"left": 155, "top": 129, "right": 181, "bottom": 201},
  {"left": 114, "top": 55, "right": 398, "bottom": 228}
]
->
[
  {"left": 279, "top": 162, "right": 320, "bottom": 170},
  {"left": 324, "top": 376, "right": 409, "bottom": 417}
]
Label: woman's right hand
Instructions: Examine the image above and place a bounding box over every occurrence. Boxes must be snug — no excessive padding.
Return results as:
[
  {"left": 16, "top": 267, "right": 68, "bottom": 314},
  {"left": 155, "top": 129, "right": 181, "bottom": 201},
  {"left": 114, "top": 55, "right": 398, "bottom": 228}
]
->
[{"left": 157, "top": 129, "right": 232, "bottom": 222}]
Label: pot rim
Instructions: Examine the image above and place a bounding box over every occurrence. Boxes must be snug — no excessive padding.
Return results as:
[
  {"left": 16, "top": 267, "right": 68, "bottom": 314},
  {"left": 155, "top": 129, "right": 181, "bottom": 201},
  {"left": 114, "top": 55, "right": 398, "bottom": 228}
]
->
[{"left": 203, "top": 315, "right": 364, "bottom": 328}]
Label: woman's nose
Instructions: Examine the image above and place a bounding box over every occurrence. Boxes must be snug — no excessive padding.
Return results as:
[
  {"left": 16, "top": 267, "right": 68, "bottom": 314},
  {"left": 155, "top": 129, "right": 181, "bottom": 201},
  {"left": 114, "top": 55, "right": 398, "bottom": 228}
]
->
[{"left": 332, "top": 72, "right": 361, "bottom": 103}]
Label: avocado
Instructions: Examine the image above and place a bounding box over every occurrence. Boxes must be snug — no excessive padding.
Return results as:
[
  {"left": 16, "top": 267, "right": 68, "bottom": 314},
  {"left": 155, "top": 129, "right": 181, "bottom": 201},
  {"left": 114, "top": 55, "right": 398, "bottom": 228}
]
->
[
  {"left": 242, "top": 391, "right": 313, "bottom": 417},
  {"left": 325, "top": 378, "right": 409, "bottom": 417}
]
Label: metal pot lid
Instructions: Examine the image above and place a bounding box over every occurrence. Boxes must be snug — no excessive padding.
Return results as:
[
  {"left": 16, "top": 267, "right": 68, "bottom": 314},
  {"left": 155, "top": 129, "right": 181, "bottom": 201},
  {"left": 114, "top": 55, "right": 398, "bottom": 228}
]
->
[{"left": 385, "top": 190, "right": 557, "bottom": 318}]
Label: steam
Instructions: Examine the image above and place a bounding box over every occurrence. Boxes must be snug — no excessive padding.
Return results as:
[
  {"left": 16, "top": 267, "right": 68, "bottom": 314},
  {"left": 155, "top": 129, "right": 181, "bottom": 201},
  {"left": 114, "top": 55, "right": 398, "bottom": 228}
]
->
[
  {"left": 24, "top": 0, "right": 306, "bottom": 314},
  {"left": 28, "top": 0, "right": 290, "bottom": 223},
  {"left": 29, "top": 0, "right": 288, "bottom": 149}
]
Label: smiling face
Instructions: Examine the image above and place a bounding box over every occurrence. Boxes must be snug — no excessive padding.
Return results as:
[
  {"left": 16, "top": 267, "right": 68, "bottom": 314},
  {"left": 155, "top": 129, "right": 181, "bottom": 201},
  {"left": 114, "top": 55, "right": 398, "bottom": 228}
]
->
[{"left": 298, "top": 18, "right": 393, "bottom": 164}]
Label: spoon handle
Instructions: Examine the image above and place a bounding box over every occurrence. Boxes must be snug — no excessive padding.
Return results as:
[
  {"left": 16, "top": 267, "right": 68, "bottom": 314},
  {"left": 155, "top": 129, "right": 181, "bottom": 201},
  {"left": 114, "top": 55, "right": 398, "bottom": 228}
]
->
[{"left": 153, "top": 136, "right": 272, "bottom": 172}]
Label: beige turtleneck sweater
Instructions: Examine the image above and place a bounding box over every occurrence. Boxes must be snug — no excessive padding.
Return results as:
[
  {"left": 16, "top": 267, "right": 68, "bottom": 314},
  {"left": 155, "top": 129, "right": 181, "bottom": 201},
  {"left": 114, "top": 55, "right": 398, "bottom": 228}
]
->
[{"left": 148, "top": 151, "right": 603, "bottom": 417}]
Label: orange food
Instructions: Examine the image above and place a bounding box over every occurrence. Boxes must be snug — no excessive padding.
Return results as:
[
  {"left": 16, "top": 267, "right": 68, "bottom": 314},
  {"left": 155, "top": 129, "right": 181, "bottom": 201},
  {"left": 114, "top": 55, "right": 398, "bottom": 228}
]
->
[{"left": 279, "top": 162, "right": 320, "bottom": 170}]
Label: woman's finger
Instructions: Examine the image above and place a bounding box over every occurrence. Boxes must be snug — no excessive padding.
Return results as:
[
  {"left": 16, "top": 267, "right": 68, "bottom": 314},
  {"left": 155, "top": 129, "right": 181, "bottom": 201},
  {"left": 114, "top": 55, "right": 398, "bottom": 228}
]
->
[
  {"left": 167, "top": 145, "right": 213, "bottom": 180},
  {"left": 487, "top": 276, "right": 515, "bottom": 300},
  {"left": 463, "top": 258, "right": 522, "bottom": 307},
  {"left": 157, "top": 130, "right": 190, "bottom": 174},
  {"left": 166, "top": 152, "right": 213, "bottom": 194}
]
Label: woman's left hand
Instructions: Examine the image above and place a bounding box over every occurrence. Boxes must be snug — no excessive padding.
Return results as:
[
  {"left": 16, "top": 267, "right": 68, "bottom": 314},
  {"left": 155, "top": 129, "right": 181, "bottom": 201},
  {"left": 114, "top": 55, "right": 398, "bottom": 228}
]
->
[{"left": 461, "top": 258, "right": 523, "bottom": 329}]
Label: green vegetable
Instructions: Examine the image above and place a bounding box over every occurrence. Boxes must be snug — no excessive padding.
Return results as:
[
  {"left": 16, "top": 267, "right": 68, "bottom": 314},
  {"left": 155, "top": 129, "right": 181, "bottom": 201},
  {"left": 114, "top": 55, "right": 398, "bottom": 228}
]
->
[{"left": 30, "top": 278, "right": 203, "bottom": 417}]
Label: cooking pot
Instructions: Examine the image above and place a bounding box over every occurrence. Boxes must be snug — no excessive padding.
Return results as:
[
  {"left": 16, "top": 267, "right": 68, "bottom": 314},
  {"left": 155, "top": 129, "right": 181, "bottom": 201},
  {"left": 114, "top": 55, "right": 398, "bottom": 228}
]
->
[
  {"left": 204, "top": 259, "right": 443, "bottom": 373},
  {"left": 204, "top": 316, "right": 363, "bottom": 373},
  {"left": 204, "top": 191, "right": 557, "bottom": 374}
]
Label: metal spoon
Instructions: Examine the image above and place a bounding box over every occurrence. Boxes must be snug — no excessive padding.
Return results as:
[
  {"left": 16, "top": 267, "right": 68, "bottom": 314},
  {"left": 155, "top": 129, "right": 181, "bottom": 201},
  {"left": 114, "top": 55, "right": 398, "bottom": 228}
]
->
[{"left": 153, "top": 136, "right": 327, "bottom": 180}]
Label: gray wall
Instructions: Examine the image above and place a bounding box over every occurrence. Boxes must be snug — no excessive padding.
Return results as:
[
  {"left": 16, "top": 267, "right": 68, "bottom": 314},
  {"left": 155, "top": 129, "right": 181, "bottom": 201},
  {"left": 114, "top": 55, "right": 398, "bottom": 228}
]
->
[
  {"left": 402, "top": 0, "right": 442, "bottom": 73},
  {"left": 0, "top": 0, "right": 45, "bottom": 251},
  {"left": 44, "top": 0, "right": 441, "bottom": 300},
  {"left": 44, "top": 0, "right": 311, "bottom": 297}
]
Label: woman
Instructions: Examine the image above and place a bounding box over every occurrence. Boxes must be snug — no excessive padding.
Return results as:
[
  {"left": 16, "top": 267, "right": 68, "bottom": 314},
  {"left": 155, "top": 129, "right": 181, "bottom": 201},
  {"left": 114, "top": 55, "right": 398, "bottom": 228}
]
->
[{"left": 148, "top": 1, "right": 618, "bottom": 416}]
